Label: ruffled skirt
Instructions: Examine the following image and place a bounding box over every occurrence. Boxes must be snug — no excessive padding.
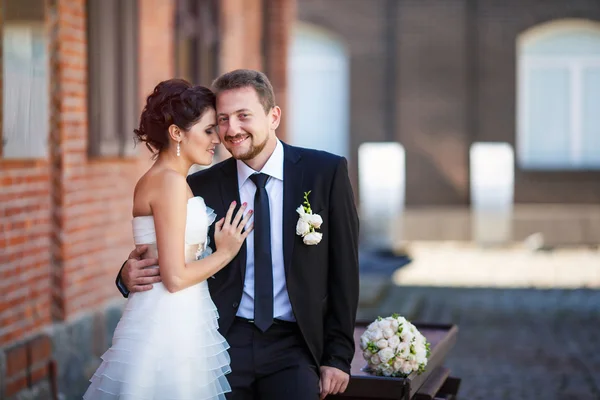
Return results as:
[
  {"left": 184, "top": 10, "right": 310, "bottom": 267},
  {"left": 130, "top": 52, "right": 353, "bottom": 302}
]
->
[{"left": 83, "top": 281, "right": 231, "bottom": 400}]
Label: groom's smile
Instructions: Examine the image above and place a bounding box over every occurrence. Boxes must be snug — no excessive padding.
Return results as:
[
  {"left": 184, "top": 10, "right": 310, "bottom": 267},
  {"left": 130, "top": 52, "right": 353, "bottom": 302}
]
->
[
  {"left": 227, "top": 134, "right": 250, "bottom": 146},
  {"left": 215, "top": 86, "right": 279, "bottom": 169}
]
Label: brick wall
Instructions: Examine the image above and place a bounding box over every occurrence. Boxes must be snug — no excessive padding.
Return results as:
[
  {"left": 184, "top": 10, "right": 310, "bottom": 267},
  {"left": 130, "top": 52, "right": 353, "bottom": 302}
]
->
[
  {"left": 218, "top": 0, "right": 293, "bottom": 142},
  {"left": 1, "top": 0, "right": 294, "bottom": 397},
  {"left": 0, "top": 165, "right": 52, "bottom": 347},
  {"left": 0, "top": 0, "right": 53, "bottom": 348},
  {"left": 0, "top": 0, "right": 172, "bottom": 397},
  {"left": 219, "top": 0, "right": 263, "bottom": 72},
  {"left": 263, "top": 0, "right": 296, "bottom": 142},
  {"left": 50, "top": 0, "right": 152, "bottom": 321}
]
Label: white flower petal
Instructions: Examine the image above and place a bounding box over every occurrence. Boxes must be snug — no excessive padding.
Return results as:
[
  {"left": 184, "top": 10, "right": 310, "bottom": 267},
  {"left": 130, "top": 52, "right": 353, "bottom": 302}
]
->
[
  {"left": 296, "top": 219, "right": 311, "bottom": 237},
  {"left": 303, "top": 232, "right": 322, "bottom": 245},
  {"left": 306, "top": 214, "right": 323, "bottom": 228}
]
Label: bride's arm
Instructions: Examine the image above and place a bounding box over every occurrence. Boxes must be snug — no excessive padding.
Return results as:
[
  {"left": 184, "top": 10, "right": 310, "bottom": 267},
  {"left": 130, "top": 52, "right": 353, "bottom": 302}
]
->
[{"left": 152, "top": 172, "right": 251, "bottom": 293}]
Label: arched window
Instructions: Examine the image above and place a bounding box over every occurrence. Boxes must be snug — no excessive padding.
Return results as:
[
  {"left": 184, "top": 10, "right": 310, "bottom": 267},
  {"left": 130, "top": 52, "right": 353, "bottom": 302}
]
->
[
  {"left": 287, "top": 23, "right": 349, "bottom": 158},
  {"left": 517, "top": 19, "right": 600, "bottom": 170}
]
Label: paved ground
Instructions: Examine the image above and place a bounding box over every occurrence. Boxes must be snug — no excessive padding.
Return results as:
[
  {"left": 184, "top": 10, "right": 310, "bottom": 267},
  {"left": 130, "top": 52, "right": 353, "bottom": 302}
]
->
[
  {"left": 392, "top": 242, "right": 600, "bottom": 288},
  {"left": 359, "top": 244, "right": 600, "bottom": 399},
  {"left": 364, "top": 286, "right": 600, "bottom": 400}
]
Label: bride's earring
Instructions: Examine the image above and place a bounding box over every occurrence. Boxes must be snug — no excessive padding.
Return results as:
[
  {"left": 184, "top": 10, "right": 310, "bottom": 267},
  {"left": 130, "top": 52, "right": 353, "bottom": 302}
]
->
[{"left": 176, "top": 142, "right": 181, "bottom": 157}]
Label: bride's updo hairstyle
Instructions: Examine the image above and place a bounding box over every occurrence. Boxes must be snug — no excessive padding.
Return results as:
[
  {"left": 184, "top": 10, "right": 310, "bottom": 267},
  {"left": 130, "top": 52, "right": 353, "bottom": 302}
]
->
[{"left": 134, "top": 78, "right": 216, "bottom": 157}]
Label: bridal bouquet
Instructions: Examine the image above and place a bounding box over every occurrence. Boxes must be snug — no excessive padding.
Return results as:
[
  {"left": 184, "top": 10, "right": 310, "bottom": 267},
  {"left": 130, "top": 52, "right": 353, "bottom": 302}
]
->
[{"left": 359, "top": 314, "right": 430, "bottom": 377}]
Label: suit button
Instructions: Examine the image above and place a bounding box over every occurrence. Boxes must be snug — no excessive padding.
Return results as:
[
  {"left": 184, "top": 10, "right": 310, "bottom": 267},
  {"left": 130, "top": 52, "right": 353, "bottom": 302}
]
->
[{"left": 232, "top": 302, "right": 239, "bottom": 308}]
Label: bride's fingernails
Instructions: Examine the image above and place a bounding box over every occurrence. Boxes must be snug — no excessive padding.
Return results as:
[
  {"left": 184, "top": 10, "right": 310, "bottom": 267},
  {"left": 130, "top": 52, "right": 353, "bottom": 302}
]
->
[{"left": 243, "top": 202, "right": 247, "bottom": 207}]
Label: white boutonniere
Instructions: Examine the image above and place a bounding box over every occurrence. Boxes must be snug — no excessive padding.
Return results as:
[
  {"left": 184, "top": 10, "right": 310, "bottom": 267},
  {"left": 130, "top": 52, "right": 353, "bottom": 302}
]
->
[{"left": 296, "top": 191, "right": 323, "bottom": 245}]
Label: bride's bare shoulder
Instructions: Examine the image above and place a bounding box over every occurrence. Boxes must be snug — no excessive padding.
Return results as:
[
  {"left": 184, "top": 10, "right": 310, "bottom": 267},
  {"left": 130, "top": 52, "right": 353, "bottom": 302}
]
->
[{"left": 133, "top": 168, "right": 188, "bottom": 217}]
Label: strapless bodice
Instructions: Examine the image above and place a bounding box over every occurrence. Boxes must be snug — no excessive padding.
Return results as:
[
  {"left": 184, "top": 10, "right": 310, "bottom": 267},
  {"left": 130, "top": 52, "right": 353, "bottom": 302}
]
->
[{"left": 132, "top": 196, "right": 216, "bottom": 262}]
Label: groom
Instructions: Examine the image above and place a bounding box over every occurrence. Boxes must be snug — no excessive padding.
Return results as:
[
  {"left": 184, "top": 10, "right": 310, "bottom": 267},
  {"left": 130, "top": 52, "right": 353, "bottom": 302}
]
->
[{"left": 117, "top": 69, "right": 359, "bottom": 399}]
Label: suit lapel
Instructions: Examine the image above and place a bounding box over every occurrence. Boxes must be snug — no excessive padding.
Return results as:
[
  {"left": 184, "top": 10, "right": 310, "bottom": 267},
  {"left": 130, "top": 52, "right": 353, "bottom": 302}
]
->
[
  {"left": 219, "top": 158, "right": 247, "bottom": 282},
  {"left": 282, "top": 143, "right": 303, "bottom": 276},
  {"left": 219, "top": 157, "right": 240, "bottom": 209}
]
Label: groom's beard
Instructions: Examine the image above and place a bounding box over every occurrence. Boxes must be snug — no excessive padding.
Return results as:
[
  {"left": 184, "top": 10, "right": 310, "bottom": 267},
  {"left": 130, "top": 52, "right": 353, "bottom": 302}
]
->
[{"left": 226, "top": 133, "right": 268, "bottom": 161}]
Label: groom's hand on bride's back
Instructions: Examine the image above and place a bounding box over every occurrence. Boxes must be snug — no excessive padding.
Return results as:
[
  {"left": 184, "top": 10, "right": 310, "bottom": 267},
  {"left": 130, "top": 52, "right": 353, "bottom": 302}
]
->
[{"left": 121, "top": 245, "right": 161, "bottom": 293}]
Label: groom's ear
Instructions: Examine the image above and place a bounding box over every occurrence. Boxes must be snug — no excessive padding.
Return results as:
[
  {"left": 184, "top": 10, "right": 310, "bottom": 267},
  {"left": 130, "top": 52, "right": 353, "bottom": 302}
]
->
[{"left": 269, "top": 106, "right": 281, "bottom": 131}]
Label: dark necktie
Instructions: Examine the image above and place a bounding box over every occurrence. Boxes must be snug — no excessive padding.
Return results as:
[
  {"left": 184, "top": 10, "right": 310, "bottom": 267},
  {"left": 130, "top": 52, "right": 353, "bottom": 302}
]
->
[{"left": 250, "top": 173, "right": 273, "bottom": 332}]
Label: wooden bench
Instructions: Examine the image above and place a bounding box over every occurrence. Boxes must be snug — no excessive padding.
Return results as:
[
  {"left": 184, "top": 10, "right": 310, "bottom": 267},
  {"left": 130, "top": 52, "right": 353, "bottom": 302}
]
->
[{"left": 329, "top": 322, "right": 461, "bottom": 400}]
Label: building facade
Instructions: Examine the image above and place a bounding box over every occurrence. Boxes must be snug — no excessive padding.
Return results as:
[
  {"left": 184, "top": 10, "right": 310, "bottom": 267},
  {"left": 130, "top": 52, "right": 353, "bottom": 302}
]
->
[
  {"left": 295, "top": 0, "right": 600, "bottom": 245},
  {"left": 0, "top": 0, "right": 294, "bottom": 398}
]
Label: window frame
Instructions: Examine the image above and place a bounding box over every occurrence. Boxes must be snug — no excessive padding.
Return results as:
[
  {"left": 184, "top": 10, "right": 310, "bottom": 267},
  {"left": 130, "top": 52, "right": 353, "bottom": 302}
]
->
[
  {"left": 516, "top": 20, "right": 600, "bottom": 171},
  {"left": 86, "top": 0, "right": 139, "bottom": 159},
  {"left": 0, "top": 1, "right": 49, "bottom": 163}
]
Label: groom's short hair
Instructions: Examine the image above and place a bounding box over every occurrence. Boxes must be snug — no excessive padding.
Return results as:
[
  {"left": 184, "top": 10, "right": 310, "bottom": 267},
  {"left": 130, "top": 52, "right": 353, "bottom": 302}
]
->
[{"left": 212, "top": 69, "right": 275, "bottom": 113}]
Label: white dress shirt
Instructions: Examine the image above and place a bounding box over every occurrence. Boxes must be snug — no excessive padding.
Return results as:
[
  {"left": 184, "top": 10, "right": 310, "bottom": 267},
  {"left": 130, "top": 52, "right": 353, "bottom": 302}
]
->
[{"left": 235, "top": 139, "right": 295, "bottom": 321}]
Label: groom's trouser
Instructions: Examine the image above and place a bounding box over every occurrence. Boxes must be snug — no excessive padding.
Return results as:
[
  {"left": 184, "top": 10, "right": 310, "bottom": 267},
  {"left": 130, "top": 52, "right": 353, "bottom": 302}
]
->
[{"left": 225, "top": 317, "right": 320, "bottom": 400}]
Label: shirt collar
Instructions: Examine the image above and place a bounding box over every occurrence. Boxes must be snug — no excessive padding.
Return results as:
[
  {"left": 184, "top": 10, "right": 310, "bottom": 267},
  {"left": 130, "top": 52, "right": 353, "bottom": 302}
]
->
[{"left": 236, "top": 139, "right": 284, "bottom": 189}]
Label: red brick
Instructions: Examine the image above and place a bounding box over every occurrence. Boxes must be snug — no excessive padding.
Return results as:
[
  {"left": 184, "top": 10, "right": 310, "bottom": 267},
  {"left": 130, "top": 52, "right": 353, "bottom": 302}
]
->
[
  {"left": 2, "top": 0, "right": 287, "bottom": 348},
  {"left": 30, "top": 363, "right": 50, "bottom": 384},
  {"left": 5, "top": 375, "right": 28, "bottom": 397},
  {"left": 6, "top": 344, "right": 27, "bottom": 377}
]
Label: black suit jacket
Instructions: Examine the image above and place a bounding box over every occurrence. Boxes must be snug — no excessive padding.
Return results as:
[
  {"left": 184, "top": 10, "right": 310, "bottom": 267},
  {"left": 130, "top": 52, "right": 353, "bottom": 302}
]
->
[{"left": 118, "top": 142, "right": 359, "bottom": 373}]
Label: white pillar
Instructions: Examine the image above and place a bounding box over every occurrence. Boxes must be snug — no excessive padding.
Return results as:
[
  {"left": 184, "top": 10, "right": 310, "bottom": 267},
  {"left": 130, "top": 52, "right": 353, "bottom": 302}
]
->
[
  {"left": 470, "top": 142, "right": 515, "bottom": 245},
  {"left": 358, "top": 142, "right": 405, "bottom": 250}
]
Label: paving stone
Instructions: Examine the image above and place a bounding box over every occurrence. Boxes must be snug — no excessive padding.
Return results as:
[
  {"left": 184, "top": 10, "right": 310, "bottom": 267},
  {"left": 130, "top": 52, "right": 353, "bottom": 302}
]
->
[{"left": 362, "top": 285, "right": 600, "bottom": 399}]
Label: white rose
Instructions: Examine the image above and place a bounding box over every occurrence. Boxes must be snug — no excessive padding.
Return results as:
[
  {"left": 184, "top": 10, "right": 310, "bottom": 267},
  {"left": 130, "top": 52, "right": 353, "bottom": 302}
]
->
[
  {"left": 380, "top": 364, "right": 394, "bottom": 377},
  {"left": 303, "top": 232, "right": 322, "bottom": 245},
  {"left": 367, "top": 321, "right": 378, "bottom": 330},
  {"left": 397, "top": 342, "right": 409, "bottom": 355},
  {"left": 370, "top": 354, "right": 381, "bottom": 365},
  {"left": 401, "top": 331, "right": 414, "bottom": 344},
  {"left": 378, "top": 320, "right": 393, "bottom": 330},
  {"left": 401, "top": 362, "right": 414, "bottom": 375},
  {"left": 387, "top": 335, "right": 400, "bottom": 349},
  {"left": 383, "top": 328, "right": 395, "bottom": 339},
  {"left": 378, "top": 347, "right": 395, "bottom": 364},
  {"left": 362, "top": 350, "right": 372, "bottom": 361},
  {"left": 305, "top": 213, "right": 323, "bottom": 228},
  {"left": 391, "top": 319, "right": 400, "bottom": 331},
  {"left": 393, "top": 359, "right": 403, "bottom": 371},
  {"left": 376, "top": 339, "right": 388, "bottom": 349},
  {"left": 360, "top": 336, "right": 369, "bottom": 350},
  {"left": 367, "top": 328, "right": 383, "bottom": 341},
  {"left": 296, "top": 219, "right": 311, "bottom": 236}
]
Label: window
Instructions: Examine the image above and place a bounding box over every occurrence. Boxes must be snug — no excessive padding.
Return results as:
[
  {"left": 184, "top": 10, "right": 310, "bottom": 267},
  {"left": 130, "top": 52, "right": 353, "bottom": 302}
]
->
[
  {"left": 517, "top": 19, "right": 600, "bottom": 170},
  {"left": 87, "top": 0, "right": 138, "bottom": 157},
  {"left": 1, "top": 0, "right": 48, "bottom": 159},
  {"left": 175, "top": 0, "right": 220, "bottom": 173},
  {"left": 175, "top": 0, "right": 219, "bottom": 86}
]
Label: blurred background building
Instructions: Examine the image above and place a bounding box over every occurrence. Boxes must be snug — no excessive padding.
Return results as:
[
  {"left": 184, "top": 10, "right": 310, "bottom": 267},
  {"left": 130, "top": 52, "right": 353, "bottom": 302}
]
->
[{"left": 0, "top": 0, "right": 598, "bottom": 399}]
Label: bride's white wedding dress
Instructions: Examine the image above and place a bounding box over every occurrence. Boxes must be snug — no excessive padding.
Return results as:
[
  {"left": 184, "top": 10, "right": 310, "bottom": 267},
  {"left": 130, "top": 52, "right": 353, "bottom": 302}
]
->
[{"left": 84, "top": 196, "right": 231, "bottom": 400}]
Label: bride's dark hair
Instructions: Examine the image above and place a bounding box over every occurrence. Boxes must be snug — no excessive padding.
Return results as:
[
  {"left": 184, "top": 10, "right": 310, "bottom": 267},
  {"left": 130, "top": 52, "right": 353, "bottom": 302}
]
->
[{"left": 134, "top": 78, "right": 216, "bottom": 156}]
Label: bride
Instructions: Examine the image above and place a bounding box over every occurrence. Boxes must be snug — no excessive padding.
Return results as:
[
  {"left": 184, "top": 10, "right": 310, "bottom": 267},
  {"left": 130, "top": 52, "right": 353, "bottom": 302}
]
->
[{"left": 84, "top": 79, "right": 252, "bottom": 399}]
